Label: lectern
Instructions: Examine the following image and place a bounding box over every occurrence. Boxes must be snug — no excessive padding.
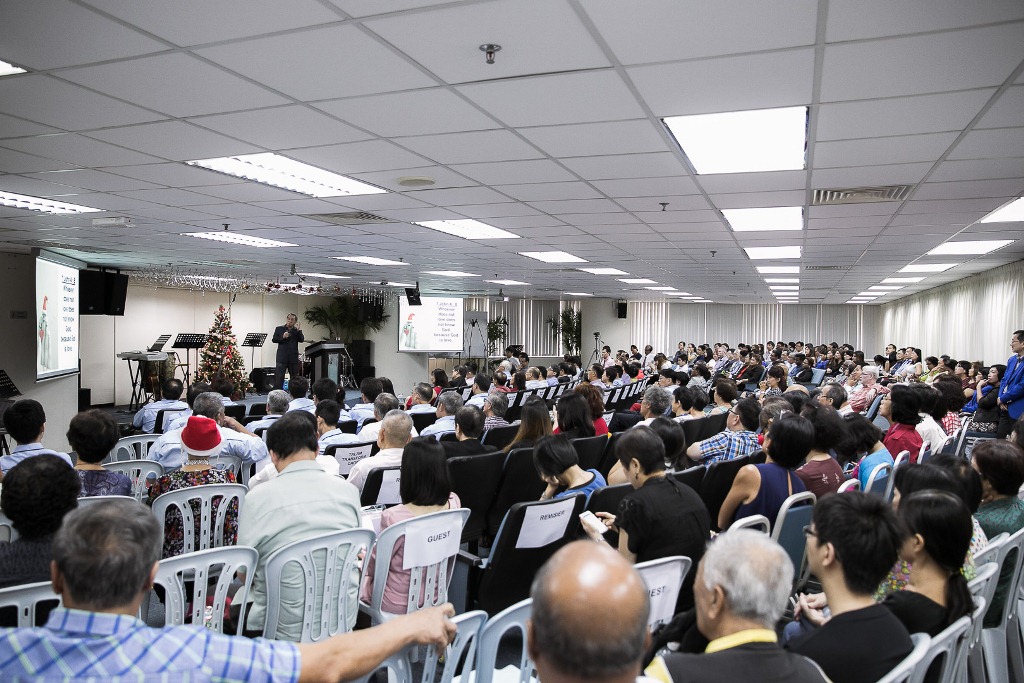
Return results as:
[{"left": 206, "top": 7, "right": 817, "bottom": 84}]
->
[{"left": 305, "top": 341, "right": 355, "bottom": 389}]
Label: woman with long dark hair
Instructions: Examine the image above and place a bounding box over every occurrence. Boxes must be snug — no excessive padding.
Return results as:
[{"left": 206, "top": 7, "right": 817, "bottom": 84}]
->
[
  {"left": 552, "top": 392, "right": 596, "bottom": 440},
  {"left": 881, "top": 385, "right": 924, "bottom": 462},
  {"left": 971, "top": 365, "right": 1006, "bottom": 433},
  {"left": 503, "top": 395, "right": 553, "bottom": 453},
  {"left": 430, "top": 368, "right": 449, "bottom": 398}
]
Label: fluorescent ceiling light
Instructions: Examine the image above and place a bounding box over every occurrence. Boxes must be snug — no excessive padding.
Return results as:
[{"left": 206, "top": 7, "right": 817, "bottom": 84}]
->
[
  {"left": 868, "top": 286, "right": 903, "bottom": 291},
  {"left": 882, "top": 277, "right": 924, "bottom": 284},
  {"left": 424, "top": 270, "right": 479, "bottom": 277},
  {"left": 722, "top": 206, "right": 803, "bottom": 232},
  {"left": 899, "top": 263, "right": 957, "bottom": 273},
  {"left": 565, "top": 292, "right": 593, "bottom": 296},
  {"left": 183, "top": 232, "right": 296, "bottom": 248},
  {"left": 757, "top": 266, "right": 800, "bottom": 274},
  {"left": 857, "top": 292, "right": 882, "bottom": 298},
  {"left": 663, "top": 291, "right": 690, "bottom": 295},
  {"left": 186, "top": 152, "right": 386, "bottom": 198},
  {"left": 765, "top": 278, "right": 799, "bottom": 283},
  {"left": 646, "top": 286, "right": 676, "bottom": 291},
  {"left": 926, "top": 239, "right": 1013, "bottom": 256},
  {"left": 333, "top": 256, "right": 409, "bottom": 266},
  {"left": 578, "top": 267, "right": 628, "bottom": 275},
  {"left": 375, "top": 281, "right": 414, "bottom": 287},
  {"left": 680, "top": 296, "right": 702, "bottom": 300},
  {"left": 487, "top": 279, "right": 529, "bottom": 286},
  {"left": 619, "top": 278, "right": 656, "bottom": 284},
  {"left": 744, "top": 246, "right": 802, "bottom": 260},
  {"left": 0, "top": 190, "right": 102, "bottom": 214},
  {"left": 299, "top": 272, "right": 349, "bottom": 279},
  {"left": 519, "top": 251, "right": 587, "bottom": 263},
  {"left": 663, "top": 106, "right": 808, "bottom": 174},
  {"left": 0, "top": 60, "right": 26, "bottom": 77},
  {"left": 980, "top": 197, "right": 1024, "bottom": 223},
  {"left": 414, "top": 219, "right": 518, "bottom": 240},
  {"left": 770, "top": 285, "right": 799, "bottom": 290}
]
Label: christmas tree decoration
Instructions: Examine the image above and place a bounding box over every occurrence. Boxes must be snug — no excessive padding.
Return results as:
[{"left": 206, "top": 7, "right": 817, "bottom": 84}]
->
[{"left": 194, "top": 305, "right": 251, "bottom": 396}]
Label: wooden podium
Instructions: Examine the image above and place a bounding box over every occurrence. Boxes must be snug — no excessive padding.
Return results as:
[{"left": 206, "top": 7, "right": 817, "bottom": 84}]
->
[{"left": 305, "top": 341, "right": 354, "bottom": 388}]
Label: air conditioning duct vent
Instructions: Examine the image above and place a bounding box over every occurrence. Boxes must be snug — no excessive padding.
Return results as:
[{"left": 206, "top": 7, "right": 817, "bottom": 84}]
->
[{"left": 812, "top": 185, "right": 912, "bottom": 205}]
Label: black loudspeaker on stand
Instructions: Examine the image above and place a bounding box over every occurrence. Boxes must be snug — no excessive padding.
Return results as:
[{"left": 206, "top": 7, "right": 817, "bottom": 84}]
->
[
  {"left": 249, "top": 367, "right": 276, "bottom": 394},
  {"left": 617, "top": 302, "right": 628, "bottom": 319}
]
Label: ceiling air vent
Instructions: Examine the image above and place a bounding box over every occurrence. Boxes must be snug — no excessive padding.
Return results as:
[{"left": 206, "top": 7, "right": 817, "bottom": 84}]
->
[
  {"left": 304, "top": 212, "right": 392, "bottom": 226},
  {"left": 804, "top": 265, "right": 852, "bottom": 271},
  {"left": 812, "top": 185, "right": 912, "bottom": 205}
]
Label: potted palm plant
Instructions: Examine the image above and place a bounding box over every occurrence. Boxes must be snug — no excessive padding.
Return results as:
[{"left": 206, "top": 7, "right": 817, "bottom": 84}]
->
[{"left": 303, "top": 295, "right": 390, "bottom": 344}]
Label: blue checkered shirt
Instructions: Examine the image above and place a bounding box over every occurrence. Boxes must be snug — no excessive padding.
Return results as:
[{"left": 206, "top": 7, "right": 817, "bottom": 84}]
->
[
  {"left": 0, "top": 608, "right": 300, "bottom": 682},
  {"left": 696, "top": 430, "right": 759, "bottom": 466}
]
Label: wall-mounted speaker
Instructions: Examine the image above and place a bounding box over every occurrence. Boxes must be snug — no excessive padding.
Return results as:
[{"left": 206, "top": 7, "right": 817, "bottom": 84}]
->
[{"left": 616, "top": 302, "right": 627, "bottom": 319}]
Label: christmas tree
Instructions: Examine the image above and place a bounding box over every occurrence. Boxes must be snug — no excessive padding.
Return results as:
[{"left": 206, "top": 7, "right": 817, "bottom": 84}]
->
[{"left": 194, "top": 305, "right": 250, "bottom": 396}]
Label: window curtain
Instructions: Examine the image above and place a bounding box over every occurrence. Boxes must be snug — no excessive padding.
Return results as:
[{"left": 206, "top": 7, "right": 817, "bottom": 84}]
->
[{"left": 469, "top": 298, "right": 574, "bottom": 358}]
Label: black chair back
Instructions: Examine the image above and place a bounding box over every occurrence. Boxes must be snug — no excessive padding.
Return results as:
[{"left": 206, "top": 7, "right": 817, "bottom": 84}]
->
[
  {"left": 361, "top": 418, "right": 377, "bottom": 428},
  {"left": 585, "top": 483, "right": 632, "bottom": 544},
  {"left": 481, "top": 425, "right": 518, "bottom": 450},
  {"left": 700, "top": 456, "right": 750, "bottom": 532},
  {"left": 153, "top": 408, "right": 186, "bottom": 434},
  {"left": 680, "top": 418, "right": 705, "bottom": 447},
  {"left": 696, "top": 412, "right": 729, "bottom": 441},
  {"left": 486, "top": 448, "right": 545, "bottom": 539},
  {"left": 448, "top": 452, "right": 505, "bottom": 544},
  {"left": 670, "top": 465, "right": 705, "bottom": 494},
  {"left": 571, "top": 435, "right": 608, "bottom": 472},
  {"left": 359, "top": 466, "right": 402, "bottom": 507},
  {"left": 248, "top": 403, "right": 268, "bottom": 417},
  {"left": 439, "top": 432, "right": 458, "bottom": 442},
  {"left": 338, "top": 420, "right": 359, "bottom": 434},
  {"left": 410, "top": 412, "right": 438, "bottom": 432},
  {"left": 598, "top": 432, "right": 623, "bottom": 479},
  {"left": 223, "top": 404, "right": 246, "bottom": 421}
]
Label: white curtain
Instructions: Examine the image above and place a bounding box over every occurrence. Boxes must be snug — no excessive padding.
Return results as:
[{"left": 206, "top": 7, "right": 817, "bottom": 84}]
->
[
  {"left": 880, "top": 259, "right": 1024, "bottom": 366},
  {"left": 468, "top": 298, "right": 574, "bottom": 357},
  {"left": 630, "top": 301, "right": 671, "bottom": 352}
]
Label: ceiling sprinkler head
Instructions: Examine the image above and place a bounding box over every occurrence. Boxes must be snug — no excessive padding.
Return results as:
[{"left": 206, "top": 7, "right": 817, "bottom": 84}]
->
[{"left": 479, "top": 43, "right": 502, "bottom": 64}]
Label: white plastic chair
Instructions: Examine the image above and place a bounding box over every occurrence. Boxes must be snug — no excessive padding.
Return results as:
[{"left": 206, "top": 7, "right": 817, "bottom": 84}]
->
[
  {"left": 877, "top": 633, "right": 931, "bottom": 683},
  {"left": 473, "top": 598, "right": 535, "bottom": 683},
  {"left": 837, "top": 478, "right": 860, "bottom": 493},
  {"left": 970, "top": 537, "right": 1007, "bottom": 683},
  {"left": 0, "top": 580, "right": 61, "bottom": 627},
  {"left": 918, "top": 443, "right": 931, "bottom": 464},
  {"left": 105, "top": 434, "right": 160, "bottom": 463},
  {"left": 728, "top": 514, "right": 771, "bottom": 533},
  {"left": 981, "top": 526, "right": 1024, "bottom": 683},
  {"left": 966, "top": 595, "right": 989, "bottom": 683},
  {"left": 208, "top": 453, "right": 242, "bottom": 479},
  {"left": 262, "top": 528, "right": 375, "bottom": 642},
  {"left": 361, "top": 508, "right": 470, "bottom": 626},
  {"left": 104, "top": 459, "right": 164, "bottom": 501},
  {"left": 77, "top": 494, "right": 136, "bottom": 507},
  {"left": 0, "top": 510, "right": 18, "bottom": 543},
  {"left": 772, "top": 491, "right": 816, "bottom": 587},
  {"left": 884, "top": 451, "right": 910, "bottom": 502},
  {"left": 912, "top": 614, "right": 971, "bottom": 683},
  {"left": 865, "top": 462, "right": 893, "bottom": 498},
  {"left": 634, "top": 556, "right": 691, "bottom": 630},
  {"left": 151, "top": 483, "right": 247, "bottom": 555},
  {"left": 150, "top": 545, "right": 258, "bottom": 634}
]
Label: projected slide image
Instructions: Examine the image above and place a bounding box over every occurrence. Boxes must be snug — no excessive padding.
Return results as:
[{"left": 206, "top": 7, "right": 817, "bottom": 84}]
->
[
  {"left": 35, "top": 257, "right": 80, "bottom": 380},
  {"left": 398, "top": 297, "right": 464, "bottom": 353}
]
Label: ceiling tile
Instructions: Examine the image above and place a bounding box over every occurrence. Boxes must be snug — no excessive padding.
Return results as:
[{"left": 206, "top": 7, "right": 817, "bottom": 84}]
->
[
  {"left": 810, "top": 162, "right": 933, "bottom": 187},
  {"left": 949, "top": 128, "right": 1024, "bottom": 159},
  {"left": 85, "top": 121, "right": 260, "bottom": 161},
  {"left": 99, "top": 163, "right": 244, "bottom": 188},
  {"left": 826, "top": 0, "right": 1024, "bottom": 41},
  {"left": 0, "top": 75, "right": 166, "bottom": 130},
  {"left": 284, "top": 139, "right": 429, "bottom": 174},
  {"left": 189, "top": 106, "right": 373, "bottom": 150},
  {"left": 591, "top": 176, "right": 700, "bottom": 198},
  {"left": 560, "top": 152, "right": 688, "bottom": 180},
  {"left": 494, "top": 182, "right": 602, "bottom": 202},
  {"left": 698, "top": 170, "right": 806, "bottom": 194},
  {"left": 0, "top": 147, "right": 82, "bottom": 174},
  {"left": 1, "top": 134, "right": 162, "bottom": 167},
  {"left": 516, "top": 120, "right": 669, "bottom": 158},
  {"left": 928, "top": 157, "right": 1024, "bottom": 182},
  {"left": 315, "top": 89, "right": 498, "bottom": 137},
  {"left": 405, "top": 186, "right": 512, "bottom": 206},
  {"left": 813, "top": 132, "right": 958, "bottom": 168},
  {"left": 395, "top": 129, "right": 543, "bottom": 164},
  {"left": 976, "top": 86, "right": 1024, "bottom": 129},
  {"left": 816, "top": 90, "right": 995, "bottom": 140},
  {"left": 27, "top": 169, "right": 163, "bottom": 193},
  {"left": 449, "top": 159, "right": 576, "bottom": 185}
]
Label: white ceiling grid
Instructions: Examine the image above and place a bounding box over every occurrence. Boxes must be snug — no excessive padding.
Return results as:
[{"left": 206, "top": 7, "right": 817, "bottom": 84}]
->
[{"left": 0, "top": 0, "right": 1020, "bottom": 305}]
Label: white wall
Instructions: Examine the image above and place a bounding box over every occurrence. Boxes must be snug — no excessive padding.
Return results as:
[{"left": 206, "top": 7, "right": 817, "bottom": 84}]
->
[
  {"left": 580, "top": 298, "right": 631, "bottom": 355},
  {"left": 363, "top": 298, "right": 429, "bottom": 396},
  {"left": 0, "top": 252, "right": 79, "bottom": 452}
]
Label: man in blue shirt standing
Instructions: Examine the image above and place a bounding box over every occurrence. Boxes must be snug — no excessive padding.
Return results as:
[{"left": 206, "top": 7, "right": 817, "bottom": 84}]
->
[{"left": 998, "top": 329, "right": 1024, "bottom": 438}]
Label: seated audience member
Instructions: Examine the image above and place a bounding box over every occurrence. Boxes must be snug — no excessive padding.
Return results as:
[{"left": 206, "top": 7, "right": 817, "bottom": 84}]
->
[
  {"left": 313, "top": 399, "right": 357, "bottom": 456},
  {"left": 526, "top": 367, "right": 549, "bottom": 390},
  {"left": 378, "top": 377, "right": 396, "bottom": 397},
  {"left": 787, "top": 493, "right": 913, "bottom": 683},
  {"left": 348, "top": 377, "right": 383, "bottom": 428},
  {"left": 449, "top": 365, "right": 467, "bottom": 389},
  {"left": 0, "top": 455, "right": 80, "bottom": 588},
  {"left": 420, "top": 391, "right": 463, "bottom": 440},
  {"left": 848, "top": 366, "right": 886, "bottom": 414},
  {"left": 837, "top": 413, "right": 894, "bottom": 490},
  {"left": 971, "top": 439, "right": 1024, "bottom": 626},
  {"left": 757, "top": 365, "right": 787, "bottom": 398},
  {"left": 1011, "top": 417, "right": 1024, "bottom": 451},
  {"left": 491, "top": 371, "right": 512, "bottom": 392},
  {"left": 246, "top": 389, "right": 291, "bottom": 432},
  {"left": 602, "top": 365, "right": 619, "bottom": 388},
  {"left": 147, "top": 416, "right": 240, "bottom": 558},
  {"left": 164, "top": 381, "right": 210, "bottom": 432},
  {"left": 719, "top": 413, "right": 813, "bottom": 531},
  {"left": 971, "top": 365, "right": 1005, "bottom": 433},
  {"left": 347, "top": 411, "right": 413, "bottom": 492},
  {"left": 0, "top": 399, "right": 73, "bottom": 474},
  {"left": 441, "top": 407, "right": 496, "bottom": 458},
  {"left": 311, "top": 377, "right": 339, "bottom": 406},
  {"left": 672, "top": 386, "right": 704, "bottom": 422},
  {"left": 534, "top": 434, "right": 606, "bottom": 504},
  {"left": 685, "top": 398, "right": 760, "bottom": 466},
  {"left": 407, "top": 383, "right": 437, "bottom": 414},
  {"left": 553, "top": 391, "right": 598, "bottom": 440},
  {"left": 0, "top": 499, "right": 455, "bottom": 680},
  {"left": 650, "top": 416, "right": 688, "bottom": 471},
  {"left": 687, "top": 362, "right": 712, "bottom": 391},
  {"left": 549, "top": 365, "right": 563, "bottom": 387},
  {"left": 880, "top": 385, "right": 924, "bottom": 463},
  {"left": 795, "top": 404, "right": 847, "bottom": 499},
  {"left": 431, "top": 368, "right": 449, "bottom": 397},
  {"left": 529, "top": 541, "right": 651, "bottom": 683},
  {"left": 248, "top": 409, "right": 340, "bottom": 488},
  {"left": 132, "top": 378, "right": 187, "bottom": 433},
  {"left": 285, "top": 376, "right": 314, "bottom": 413},
  {"left": 358, "top": 393, "right": 412, "bottom": 442},
  {"left": 587, "top": 427, "right": 709, "bottom": 612},
  {"left": 634, "top": 386, "right": 672, "bottom": 428},
  {"left": 647, "top": 530, "right": 828, "bottom": 683},
  {"left": 482, "top": 390, "right": 511, "bottom": 430},
  {"left": 503, "top": 396, "right": 552, "bottom": 452},
  {"left": 909, "top": 383, "right": 947, "bottom": 454},
  {"left": 360, "top": 437, "right": 461, "bottom": 615},
  {"left": 933, "top": 376, "right": 966, "bottom": 435},
  {"left": 463, "top": 362, "right": 478, "bottom": 386},
  {"left": 237, "top": 411, "right": 361, "bottom": 640},
  {"left": 465, "top": 374, "right": 492, "bottom": 408},
  {"left": 705, "top": 379, "right": 737, "bottom": 414},
  {"left": 212, "top": 378, "right": 238, "bottom": 407},
  {"left": 150, "top": 392, "right": 268, "bottom": 472},
  {"left": 818, "top": 384, "right": 851, "bottom": 416},
  {"left": 574, "top": 383, "right": 610, "bottom": 436},
  {"left": 68, "top": 409, "right": 131, "bottom": 497}
]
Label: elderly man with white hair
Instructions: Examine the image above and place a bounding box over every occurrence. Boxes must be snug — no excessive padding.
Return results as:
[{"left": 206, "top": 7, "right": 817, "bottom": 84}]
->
[
  {"left": 645, "top": 530, "right": 828, "bottom": 683},
  {"left": 848, "top": 365, "right": 888, "bottom": 414}
]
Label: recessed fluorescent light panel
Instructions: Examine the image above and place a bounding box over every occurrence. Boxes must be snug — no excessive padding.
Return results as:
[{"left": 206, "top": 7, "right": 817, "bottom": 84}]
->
[
  {"left": 882, "top": 277, "right": 924, "bottom": 284},
  {"left": 299, "top": 272, "right": 349, "bottom": 279},
  {"left": 744, "top": 246, "right": 802, "bottom": 260},
  {"left": 663, "top": 106, "right": 808, "bottom": 174},
  {"left": 664, "top": 291, "right": 690, "bottom": 295},
  {"left": 376, "top": 281, "right": 414, "bottom": 287},
  {"left": 770, "top": 285, "right": 800, "bottom": 290},
  {"left": 926, "top": 240, "right": 1013, "bottom": 256},
  {"left": 565, "top": 292, "right": 593, "bottom": 296},
  {"left": 487, "top": 279, "right": 529, "bottom": 286},
  {"left": 0, "top": 60, "right": 26, "bottom": 76},
  {"left": 183, "top": 232, "right": 296, "bottom": 248},
  {"left": 519, "top": 251, "right": 587, "bottom": 263},
  {"left": 414, "top": 219, "right": 518, "bottom": 240},
  {"left": 645, "top": 286, "right": 675, "bottom": 291},
  {"left": 424, "top": 270, "right": 479, "bottom": 277},
  {"left": 857, "top": 292, "right": 882, "bottom": 298},
  {"left": 186, "top": 152, "right": 386, "bottom": 198},
  {"left": 980, "top": 197, "right": 1024, "bottom": 223},
  {"left": 0, "top": 190, "right": 102, "bottom": 214},
  {"left": 757, "top": 266, "right": 800, "bottom": 274},
  {"left": 764, "top": 278, "right": 799, "bottom": 283},
  {"left": 899, "top": 263, "right": 956, "bottom": 273},
  {"left": 578, "top": 267, "right": 628, "bottom": 275},
  {"left": 619, "top": 278, "right": 656, "bottom": 284},
  {"left": 868, "top": 286, "right": 903, "bottom": 291},
  {"left": 722, "top": 206, "right": 803, "bottom": 232},
  {"left": 333, "top": 256, "right": 409, "bottom": 266}
]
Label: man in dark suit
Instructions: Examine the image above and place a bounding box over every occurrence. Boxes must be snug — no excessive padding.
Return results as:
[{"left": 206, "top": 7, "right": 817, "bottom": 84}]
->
[
  {"left": 440, "top": 406, "right": 496, "bottom": 459},
  {"left": 272, "top": 313, "right": 304, "bottom": 390}
]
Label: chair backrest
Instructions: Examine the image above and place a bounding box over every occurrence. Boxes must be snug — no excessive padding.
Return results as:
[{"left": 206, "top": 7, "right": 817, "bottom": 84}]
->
[
  {"left": 248, "top": 403, "right": 268, "bottom": 417},
  {"left": 913, "top": 614, "right": 971, "bottom": 683},
  {"left": 151, "top": 483, "right": 247, "bottom": 555},
  {"left": 836, "top": 478, "right": 859, "bottom": 493},
  {"left": 325, "top": 441, "right": 375, "bottom": 477},
  {"left": 877, "top": 633, "right": 931, "bottom": 683},
  {"left": 486, "top": 448, "right": 547, "bottom": 539},
  {"left": 604, "top": 387, "right": 622, "bottom": 409},
  {"left": 973, "top": 532, "right": 1008, "bottom": 567},
  {"left": 448, "top": 452, "right": 505, "bottom": 544},
  {"left": 771, "top": 491, "right": 816, "bottom": 587},
  {"left": 570, "top": 435, "right": 608, "bottom": 472},
  {"left": 670, "top": 464, "right": 706, "bottom": 494},
  {"left": 634, "top": 556, "right": 692, "bottom": 630},
  {"left": 864, "top": 393, "right": 884, "bottom": 420},
  {"left": 359, "top": 466, "right": 402, "bottom": 507},
  {"left": 208, "top": 453, "right": 242, "bottom": 480},
  {"left": 103, "top": 459, "right": 164, "bottom": 501},
  {"left": 964, "top": 595, "right": 987, "bottom": 683},
  {"left": 865, "top": 462, "right": 892, "bottom": 498},
  {"left": 680, "top": 418, "right": 705, "bottom": 447},
  {"left": 223, "top": 404, "right": 246, "bottom": 421},
  {"left": 473, "top": 598, "right": 535, "bottom": 683},
  {"left": 985, "top": 525, "right": 1024, "bottom": 630},
  {"left": 917, "top": 443, "right": 931, "bottom": 464},
  {"left": 362, "top": 509, "right": 469, "bottom": 625},
  {"left": 810, "top": 367, "right": 826, "bottom": 385},
  {"left": 154, "top": 408, "right": 187, "bottom": 434},
  {"left": 105, "top": 434, "right": 160, "bottom": 463},
  {"left": 263, "top": 528, "right": 375, "bottom": 641},
  {"left": 477, "top": 495, "right": 586, "bottom": 615},
  {"left": 967, "top": 563, "right": 999, "bottom": 675},
  {"left": 0, "top": 581, "right": 61, "bottom": 627},
  {"left": 700, "top": 456, "right": 751, "bottom": 532},
  {"left": 956, "top": 431, "right": 994, "bottom": 459},
  {"left": 481, "top": 425, "right": 519, "bottom": 450},
  {"left": 76, "top": 494, "right": 137, "bottom": 507},
  {"left": 0, "top": 510, "right": 19, "bottom": 543},
  {"left": 585, "top": 483, "right": 633, "bottom": 516},
  {"left": 728, "top": 514, "right": 770, "bottom": 533},
  {"left": 152, "top": 545, "right": 257, "bottom": 634},
  {"left": 696, "top": 411, "right": 729, "bottom": 440},
  {"left": 410, "top": 412, "right": 438, "bottom": 432},
  {"left": 884, "top": 451, "right": 909, "bottom": 501}
]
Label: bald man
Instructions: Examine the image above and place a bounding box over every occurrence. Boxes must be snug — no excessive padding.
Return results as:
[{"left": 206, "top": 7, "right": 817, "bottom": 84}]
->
[{"left": 528, "top": 541, "right": 650, "bottom": 683}]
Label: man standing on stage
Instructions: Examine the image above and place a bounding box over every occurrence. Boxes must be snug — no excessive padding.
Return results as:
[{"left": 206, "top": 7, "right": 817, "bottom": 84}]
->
[{"left": 272, "top": 313, "right": 304, "bottom": 390}]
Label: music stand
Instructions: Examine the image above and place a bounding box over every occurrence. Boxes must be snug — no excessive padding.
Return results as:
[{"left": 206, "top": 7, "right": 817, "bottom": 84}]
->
[
  {"left": 172, "top": 334, "right": 209, "bottom": 386},
  {"left": 242, "top": 333, "right": 267, "bottom": 374},
  {"left": 148, "top": 334, "right": 172, "bottom": 352}
]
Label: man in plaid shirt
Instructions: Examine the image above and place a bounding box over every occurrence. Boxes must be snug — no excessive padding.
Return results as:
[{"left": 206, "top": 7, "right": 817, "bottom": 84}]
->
[{"left": 684, "top": 398, "right": 761, "bottom": 466}]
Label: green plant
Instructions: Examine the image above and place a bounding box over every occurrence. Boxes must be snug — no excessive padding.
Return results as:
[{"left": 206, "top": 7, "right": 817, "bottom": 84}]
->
[
  {"left": 547, "top": 308, "right": 582, "bottom": 357},
  {"left": 303, "top": 295, "right": 390, "bottom": 344},
  {"left": 485, "top": 317, "right": 509, "bottom": 357}
]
